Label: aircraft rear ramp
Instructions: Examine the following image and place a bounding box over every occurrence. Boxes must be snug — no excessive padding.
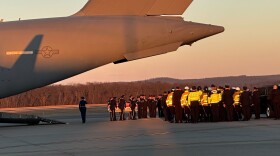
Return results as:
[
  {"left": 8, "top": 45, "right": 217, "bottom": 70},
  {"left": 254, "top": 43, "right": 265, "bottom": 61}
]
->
[{"left": 0, "top": 112, "right": 66, "bottom": 125}]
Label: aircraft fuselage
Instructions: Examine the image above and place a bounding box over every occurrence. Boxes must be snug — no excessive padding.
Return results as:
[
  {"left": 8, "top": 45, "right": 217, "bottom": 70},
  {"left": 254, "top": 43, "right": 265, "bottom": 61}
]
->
[{"left": 0, "top": 16, "right": 224, "bottom": 98}]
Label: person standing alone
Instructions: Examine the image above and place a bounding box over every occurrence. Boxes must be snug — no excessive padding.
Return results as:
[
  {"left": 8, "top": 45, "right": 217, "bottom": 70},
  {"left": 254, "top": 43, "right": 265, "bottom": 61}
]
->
[{"left": 79, "top": 97, "right": 87, "bottom": 124}]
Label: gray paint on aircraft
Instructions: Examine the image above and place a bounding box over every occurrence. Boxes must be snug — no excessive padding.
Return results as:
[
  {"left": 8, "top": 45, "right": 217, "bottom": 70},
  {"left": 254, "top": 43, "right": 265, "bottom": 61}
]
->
[{"left": 0, "top": 0, "right": 224, "bottom": 98}]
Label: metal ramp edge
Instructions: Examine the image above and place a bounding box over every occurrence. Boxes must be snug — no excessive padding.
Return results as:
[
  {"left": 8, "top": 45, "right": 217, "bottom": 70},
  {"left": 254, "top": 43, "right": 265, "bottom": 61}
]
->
[{"left": 0, "top": 112, "right": 66, "bottom": 125}]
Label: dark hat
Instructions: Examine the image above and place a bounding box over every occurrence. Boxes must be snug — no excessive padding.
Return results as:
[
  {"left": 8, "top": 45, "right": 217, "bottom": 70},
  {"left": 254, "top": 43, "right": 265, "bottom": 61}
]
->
[
  {"left": 243, "top": 86, "right": 248, "bottom": 90},
  {"left": 204, "top": 86, "right": 209, "bottom": 91},
  {"left": 225, "top": 85, "right": 230, "bottom": 88},
  {"left": 192, "top": 86, "right": 197, "bottom": 90}
]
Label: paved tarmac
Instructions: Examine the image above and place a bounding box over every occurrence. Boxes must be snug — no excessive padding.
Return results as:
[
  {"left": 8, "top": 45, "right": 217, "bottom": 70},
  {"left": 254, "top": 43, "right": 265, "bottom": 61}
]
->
[{"left": 0, "top": 105, "right": 280, "bottom": 156}]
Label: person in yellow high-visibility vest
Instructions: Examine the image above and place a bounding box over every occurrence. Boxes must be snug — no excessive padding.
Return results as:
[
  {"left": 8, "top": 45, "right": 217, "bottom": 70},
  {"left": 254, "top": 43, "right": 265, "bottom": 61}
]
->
[
  {"left": 209, "top": 90, "right": 221, "bottom": 122},
  {"left": 197, "top": 86, "right": 204, "bottom": 121},
  {"left": 201, "top": 86, "right": 211, "bottom": 122},
  {"left": 181, "top": 86, "right": 191, "bottom": 122},
  {"left": 166, "top": 89, "right": 175, "bottom": 122},
  {"left": 181, "top": 87, "right": 189, "bottom": 108},
  {"left": 188, "top": 86, "right": 201, "bottom": 123},
  {"left": 166, "top": 91, "right": 173, "bottom": 107},
  {"left": 233, "top": 87, "right": 242, "bottom": 121}
]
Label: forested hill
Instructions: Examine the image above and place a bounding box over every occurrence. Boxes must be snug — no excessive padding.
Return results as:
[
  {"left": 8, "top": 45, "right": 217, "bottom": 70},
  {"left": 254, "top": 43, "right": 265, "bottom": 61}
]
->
[
  {"left": 147, "top": 75, "right": 280, "bottom": 87},
  {"left": 0, "top": 75, "right": 279, "bottom": 108}
]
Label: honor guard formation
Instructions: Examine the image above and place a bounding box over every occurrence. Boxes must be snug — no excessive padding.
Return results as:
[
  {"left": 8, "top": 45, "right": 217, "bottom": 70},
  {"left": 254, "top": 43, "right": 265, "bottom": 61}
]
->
[{"left": 106, "top": 84, "right": 280, "bottom": 123}]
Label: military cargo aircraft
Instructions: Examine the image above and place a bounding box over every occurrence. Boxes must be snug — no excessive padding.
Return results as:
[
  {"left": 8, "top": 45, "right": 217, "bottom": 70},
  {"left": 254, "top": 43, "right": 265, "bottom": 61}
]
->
[{"left": 0, "top": 0, "right": 224, "bottom": 99}]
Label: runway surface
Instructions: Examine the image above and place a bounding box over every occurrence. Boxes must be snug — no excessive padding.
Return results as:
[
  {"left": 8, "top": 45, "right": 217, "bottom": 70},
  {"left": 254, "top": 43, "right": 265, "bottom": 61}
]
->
[{"left": 1, "top": 105, "right": 280, "bottom": 156}]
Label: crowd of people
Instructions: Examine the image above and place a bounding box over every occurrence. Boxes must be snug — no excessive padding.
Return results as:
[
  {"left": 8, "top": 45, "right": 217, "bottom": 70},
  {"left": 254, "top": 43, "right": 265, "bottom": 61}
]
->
[{"left": 106, "top": 84, "right": 280, "bottom": 123}]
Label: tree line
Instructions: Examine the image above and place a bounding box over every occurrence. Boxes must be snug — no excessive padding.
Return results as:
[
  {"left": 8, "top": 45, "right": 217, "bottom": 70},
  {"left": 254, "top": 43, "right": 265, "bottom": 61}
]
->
[
  {"left": 0, "top": 82, "right": 179, "bottom": 108},
  {"left": 0, "top": 78, "right": 277, "bottom": 108}
]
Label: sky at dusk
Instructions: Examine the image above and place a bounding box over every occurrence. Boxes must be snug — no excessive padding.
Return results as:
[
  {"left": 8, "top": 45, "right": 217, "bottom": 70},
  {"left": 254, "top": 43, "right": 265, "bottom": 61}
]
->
[{"left": 1, "top": 0, "right": 280, "bottom": 84}]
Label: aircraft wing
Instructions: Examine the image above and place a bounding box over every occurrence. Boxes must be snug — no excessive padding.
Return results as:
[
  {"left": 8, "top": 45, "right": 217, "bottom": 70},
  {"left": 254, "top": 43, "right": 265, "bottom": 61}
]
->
[{"left": 73, "top": 0, "right": 193, "bottom": 16}]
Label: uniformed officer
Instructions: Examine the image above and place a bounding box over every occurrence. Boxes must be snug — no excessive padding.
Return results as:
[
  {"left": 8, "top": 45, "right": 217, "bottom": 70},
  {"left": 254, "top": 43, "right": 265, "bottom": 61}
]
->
[
  {"left": 161, "top": 92, "right": 169, "bottom": 121},
  {"left": 129, "top": 96, "right": 137, "bottom": 120},
  {"left": 240, "top": 86, "right": 252, "bottom": 121},
  {"left": 173, "top": 87, "right": 184, "bottom": 123},
  {"left": 217, "top": 86, "right": 226, "bottom": 121},
  {"left": 108, "top": 97, "right": 117, "bottom": 121},
  {"left": 188, "top": 86, "right": 201, "bottom": 123},
  {"left": 137, "top": 96, "right": 143, "bottom": 119},
  {"left": 252, "top": 87, "right": 260, "bottom": 119},
  {"left": 150, "top": 95, "right": 157, "bottom": 118},
  {"left": 166, "top": 90, "right": 175, "bottom": 122},
  {"left": 181, "top": 86, "right": 191, "bottom": 123},
  {"left": 233, "top": 87, "right": 242, "bottom": 121},
  {"left": 147, "top": 95, "right": 152, "bottom": 118},
  {"left": 197, "top": 86, "right": 204, "bottom": 121},
  {"left": 209, "top": 90, "right": 221, "bottom": 122},
  {"left": 79, "top": 97, "right": 87, "bottom": 124},
  {"left": 157, "top": 95, "right": 164, "bottom": 118},
  {"left": 222, "top": 85, "right": 235, "bottom": 121},
  {"left": 201, "top": 87, "right": 211, "bottom": 122},
  {"left": 118, "top": 95, "right": 126, "bottom": 121},
  {"left": 269, "top": 85, "right": 280, "bottom": 120},
  {"left": 142, "top": 95, "right": 148, "bottom": 118}
]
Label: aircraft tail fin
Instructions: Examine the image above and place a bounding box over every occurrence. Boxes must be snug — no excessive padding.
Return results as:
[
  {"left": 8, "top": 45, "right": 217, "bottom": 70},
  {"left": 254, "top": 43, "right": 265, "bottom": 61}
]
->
[{"left": 73, "top": 0, "right": 193, "bottom": 16}]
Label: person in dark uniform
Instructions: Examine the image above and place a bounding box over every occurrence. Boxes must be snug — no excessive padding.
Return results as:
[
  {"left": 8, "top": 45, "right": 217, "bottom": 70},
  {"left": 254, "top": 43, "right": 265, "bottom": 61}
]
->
[
  {"left": 129, "top": 96, "right": 137, "bottom": 120},
  {"left": 142, "top": 95, "right": 148, "bottom": 118},
  {"left": 157, "top": 95, "right": 164, "bottom": 118},
  {"left": 108, "top": 97, "right": 117, "bottom": 121},
  {"left": 118, "top": 95, "right": 126, "bottom": 121},
  {"left": 148, "top": 95, "right": 157, "bottom": 118},
  {"left": 252, "top": 87, "right": 261, "bottom": 119},
  {"left": 173, "top": 87, "right": 184, "bottom": 123},
  {"left": 269, "top": 85, "right": 280, "bottom": 120},
  {"left": 240, "top": 86, "right": 252, "bottom": 121},
  {"left": 217, "top": 86, "right": 226, "bottom": 121},
  {"left": 161, "top": 92, "right": 168, "bottom": 121},
  {"left": 138, "top": 95, "right": 148, "bottom": 118},
  {"left": 222, "top": 85, "right": 234, "bottom": 121},
  {"left": 137, "top": 96, "right": 143, "bottom": 119},
  {"left": 147, "top": 95, "right": 153, "bottom": 118},
  {"left": 79, "top": 97, "right": 87, "bottom": 124}
]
